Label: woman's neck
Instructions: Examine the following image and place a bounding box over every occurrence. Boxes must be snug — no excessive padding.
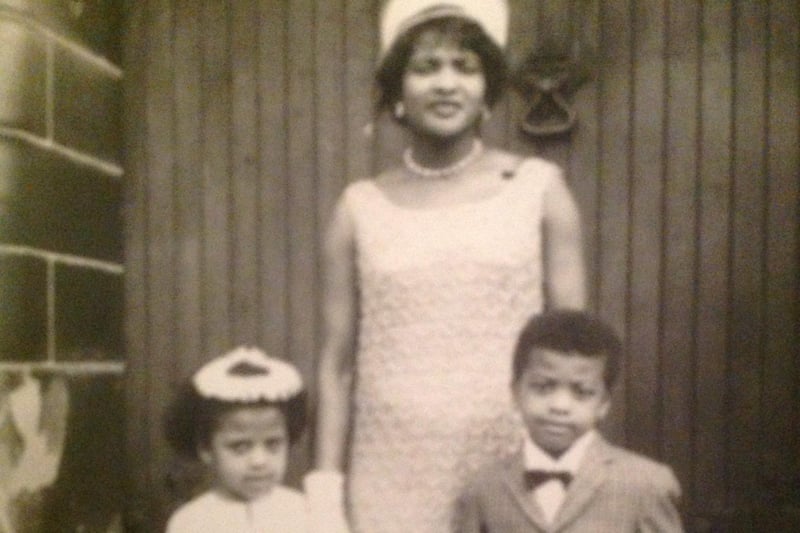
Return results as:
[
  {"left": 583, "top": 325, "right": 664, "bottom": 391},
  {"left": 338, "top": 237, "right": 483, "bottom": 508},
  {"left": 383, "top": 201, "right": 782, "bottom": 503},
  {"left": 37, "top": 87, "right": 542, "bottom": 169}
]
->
[{"left": 406, "top": 133, "right": 480, "bottom": 170}]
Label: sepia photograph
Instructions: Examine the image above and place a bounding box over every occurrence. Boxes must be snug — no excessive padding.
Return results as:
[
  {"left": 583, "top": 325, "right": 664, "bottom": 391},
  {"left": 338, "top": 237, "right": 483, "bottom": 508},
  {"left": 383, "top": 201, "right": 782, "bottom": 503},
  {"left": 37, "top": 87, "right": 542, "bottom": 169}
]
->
[{"left": 1, "top": 1, "right": 798, "bottom": 531}]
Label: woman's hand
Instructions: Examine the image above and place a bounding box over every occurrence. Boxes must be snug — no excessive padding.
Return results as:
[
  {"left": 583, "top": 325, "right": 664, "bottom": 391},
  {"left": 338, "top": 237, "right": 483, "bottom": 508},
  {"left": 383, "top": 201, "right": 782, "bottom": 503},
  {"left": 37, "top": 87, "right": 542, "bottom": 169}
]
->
[{"left": 304, "top": 470, "right": 351, "bottom": 533}]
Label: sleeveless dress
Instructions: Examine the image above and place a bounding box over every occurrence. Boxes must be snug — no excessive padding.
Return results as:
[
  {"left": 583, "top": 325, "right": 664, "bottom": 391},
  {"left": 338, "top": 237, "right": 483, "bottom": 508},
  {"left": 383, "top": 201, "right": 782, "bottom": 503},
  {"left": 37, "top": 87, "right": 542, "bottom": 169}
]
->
[{"left": 342, "top": 158, "right": 558, "bottom": 533}]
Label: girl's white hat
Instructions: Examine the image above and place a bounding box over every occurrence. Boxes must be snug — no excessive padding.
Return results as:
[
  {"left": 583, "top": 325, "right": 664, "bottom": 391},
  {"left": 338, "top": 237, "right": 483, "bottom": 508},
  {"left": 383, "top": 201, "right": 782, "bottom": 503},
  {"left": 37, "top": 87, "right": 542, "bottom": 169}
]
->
[
  {"left": 379, "top": 0, "right": 509, "bottom": 60},
  {"left": 193, "top": 346, "right": 303, "bottom": 402}
]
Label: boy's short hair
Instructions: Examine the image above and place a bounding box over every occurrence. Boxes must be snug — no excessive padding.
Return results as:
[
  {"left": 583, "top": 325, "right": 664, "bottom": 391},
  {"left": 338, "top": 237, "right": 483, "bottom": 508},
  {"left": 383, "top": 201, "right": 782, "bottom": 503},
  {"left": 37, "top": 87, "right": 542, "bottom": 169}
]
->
[{"left": 512, "top": 310, "right": 622, "bottom": 388}]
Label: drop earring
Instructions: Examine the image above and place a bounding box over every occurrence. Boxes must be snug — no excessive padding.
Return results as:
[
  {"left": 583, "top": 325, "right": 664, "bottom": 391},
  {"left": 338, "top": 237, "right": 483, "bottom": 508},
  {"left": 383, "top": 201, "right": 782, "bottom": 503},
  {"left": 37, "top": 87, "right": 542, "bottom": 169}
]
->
[
  {"left": 393, "top": 101, "right": 405, "bottom": 119},
  {"left": 481, "top": 106, "right": 492, "bottom": 123}
]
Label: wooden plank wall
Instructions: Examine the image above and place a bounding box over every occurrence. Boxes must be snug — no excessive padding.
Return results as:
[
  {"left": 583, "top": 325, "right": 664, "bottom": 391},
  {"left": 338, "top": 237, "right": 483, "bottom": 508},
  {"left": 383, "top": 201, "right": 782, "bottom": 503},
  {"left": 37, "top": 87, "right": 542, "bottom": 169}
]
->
[{"left": 123, "top": 1, "right": 799, "bottom": 530}]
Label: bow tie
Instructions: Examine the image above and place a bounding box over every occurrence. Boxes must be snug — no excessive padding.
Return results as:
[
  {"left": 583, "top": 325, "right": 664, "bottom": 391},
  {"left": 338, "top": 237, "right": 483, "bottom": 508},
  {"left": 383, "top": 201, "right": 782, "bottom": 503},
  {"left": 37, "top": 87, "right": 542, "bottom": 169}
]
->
[{"left": 524, "top": 469, "right": 573, "bottom": 490}]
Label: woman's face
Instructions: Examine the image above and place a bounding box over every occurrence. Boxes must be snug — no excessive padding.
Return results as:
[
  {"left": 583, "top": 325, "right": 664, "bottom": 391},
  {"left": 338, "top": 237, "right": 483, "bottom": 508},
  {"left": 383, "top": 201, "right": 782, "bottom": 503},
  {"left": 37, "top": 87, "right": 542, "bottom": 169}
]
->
[{"left": 401, "top": 30, "right": 487, "bottom": 140}]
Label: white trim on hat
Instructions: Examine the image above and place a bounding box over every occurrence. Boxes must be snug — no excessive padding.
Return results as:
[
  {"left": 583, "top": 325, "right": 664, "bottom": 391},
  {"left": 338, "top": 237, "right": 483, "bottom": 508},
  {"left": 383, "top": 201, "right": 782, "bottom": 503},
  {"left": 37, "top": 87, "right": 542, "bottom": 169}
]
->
[{"left": 192, "top": 346, "right": 304, "bottom": 402}]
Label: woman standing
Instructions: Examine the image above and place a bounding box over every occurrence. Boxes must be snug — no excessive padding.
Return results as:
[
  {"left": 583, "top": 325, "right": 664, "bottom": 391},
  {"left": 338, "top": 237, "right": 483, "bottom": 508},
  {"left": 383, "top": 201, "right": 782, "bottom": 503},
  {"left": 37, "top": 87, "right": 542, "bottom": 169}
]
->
[{"left": 306, "top": 1, "right": 587, "bottom": 532}]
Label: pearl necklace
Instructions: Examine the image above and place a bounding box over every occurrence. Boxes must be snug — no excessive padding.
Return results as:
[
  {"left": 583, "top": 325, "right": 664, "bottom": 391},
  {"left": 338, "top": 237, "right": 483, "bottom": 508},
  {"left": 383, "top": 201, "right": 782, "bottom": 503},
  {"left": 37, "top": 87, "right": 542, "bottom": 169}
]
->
[{"left": 403, "top": 140, "right": 484, "bottom": 179}]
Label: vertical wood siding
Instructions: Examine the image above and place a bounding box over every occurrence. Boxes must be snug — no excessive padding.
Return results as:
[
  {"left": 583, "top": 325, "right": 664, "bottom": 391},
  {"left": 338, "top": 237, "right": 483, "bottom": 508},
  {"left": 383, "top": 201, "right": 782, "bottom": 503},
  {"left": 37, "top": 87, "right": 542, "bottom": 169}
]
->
[{"left": 123, "top": 1, "right": 799, "bottom": 530}]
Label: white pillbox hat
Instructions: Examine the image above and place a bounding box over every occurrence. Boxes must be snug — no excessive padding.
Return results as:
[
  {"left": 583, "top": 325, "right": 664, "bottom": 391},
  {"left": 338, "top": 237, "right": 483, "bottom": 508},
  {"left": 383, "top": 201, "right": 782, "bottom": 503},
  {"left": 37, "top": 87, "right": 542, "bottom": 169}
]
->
[{"left": 379, "top": 0, "right": 509, "bottom": 60}]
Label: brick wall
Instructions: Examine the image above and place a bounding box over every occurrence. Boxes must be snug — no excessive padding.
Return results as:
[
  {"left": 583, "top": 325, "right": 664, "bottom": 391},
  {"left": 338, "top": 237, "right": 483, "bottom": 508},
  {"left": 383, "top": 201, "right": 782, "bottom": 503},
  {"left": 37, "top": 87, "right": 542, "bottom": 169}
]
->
[{"left": 0, "top": 1, "right": 124, "bottom": 531}]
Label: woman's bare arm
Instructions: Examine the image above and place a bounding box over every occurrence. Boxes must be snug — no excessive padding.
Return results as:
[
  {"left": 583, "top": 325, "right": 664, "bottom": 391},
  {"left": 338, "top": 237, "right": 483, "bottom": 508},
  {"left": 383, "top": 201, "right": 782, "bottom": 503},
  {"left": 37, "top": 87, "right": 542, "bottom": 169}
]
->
[
  {"left": 315, "top": 196, "right": 359, "bottom": 471},
  {"left": 542, "top": 169, "right": 588, "bottom": 310}
]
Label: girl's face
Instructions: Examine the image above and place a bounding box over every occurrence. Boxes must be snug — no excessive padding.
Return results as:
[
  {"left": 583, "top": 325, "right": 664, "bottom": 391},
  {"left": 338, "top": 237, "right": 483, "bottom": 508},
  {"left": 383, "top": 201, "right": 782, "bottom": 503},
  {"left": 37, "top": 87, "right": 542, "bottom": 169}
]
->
[
  {"left": 401, "top": 30, "right": 487, "bottom": 140},
  {"left": 199, "top": 405, "right": 288, "bottom": 501}
]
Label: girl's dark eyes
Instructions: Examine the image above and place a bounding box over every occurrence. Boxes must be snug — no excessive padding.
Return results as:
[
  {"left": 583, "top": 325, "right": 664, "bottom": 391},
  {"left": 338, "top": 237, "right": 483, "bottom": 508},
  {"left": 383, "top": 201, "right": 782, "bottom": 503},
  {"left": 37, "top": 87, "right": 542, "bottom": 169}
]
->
[
  {"left": 265, "top": 437, "right": 286, "bottom": 451},
  {"left": 227, "top": 441, "right": 252, "bottom": 454},
  {"left": 457, "top": 58, "right": 482, "bottom": 73},
  {"left": 407, "top": 59, "right": 438, "bottom": 74},
  {"left": 571, "top": 386, "right": 597, "bottom": 399},
  {"left": 528, "top": 381, "right": 555, "bottom": 393},
  {"left": 224, "top": 438, "right": 286, "bottom": 454}
]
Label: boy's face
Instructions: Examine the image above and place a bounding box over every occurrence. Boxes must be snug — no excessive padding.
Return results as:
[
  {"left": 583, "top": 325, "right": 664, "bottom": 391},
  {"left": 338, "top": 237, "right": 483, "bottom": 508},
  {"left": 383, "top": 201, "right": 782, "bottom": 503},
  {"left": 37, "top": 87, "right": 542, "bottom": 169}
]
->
[
  {"left": 513, "top": 348, "right": 610, "bottom": 458},
  {"left": 199, "top": 405, "right": 288, "bottom": 501}
]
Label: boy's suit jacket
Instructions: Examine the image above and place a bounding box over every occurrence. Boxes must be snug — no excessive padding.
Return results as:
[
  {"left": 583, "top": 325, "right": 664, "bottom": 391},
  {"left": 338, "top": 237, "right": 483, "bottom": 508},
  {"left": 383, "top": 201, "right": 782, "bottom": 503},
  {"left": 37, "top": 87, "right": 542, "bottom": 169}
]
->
[{"left": 454, "top": 435, "right": 683, "bottom": 532}]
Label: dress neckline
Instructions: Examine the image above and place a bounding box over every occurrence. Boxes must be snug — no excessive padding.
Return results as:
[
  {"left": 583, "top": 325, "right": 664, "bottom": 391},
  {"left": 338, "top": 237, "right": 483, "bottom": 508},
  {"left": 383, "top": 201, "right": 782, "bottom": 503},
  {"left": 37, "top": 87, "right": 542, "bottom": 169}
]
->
[{"left": 365, "top": 162, "right": 525, "bottom": 214}]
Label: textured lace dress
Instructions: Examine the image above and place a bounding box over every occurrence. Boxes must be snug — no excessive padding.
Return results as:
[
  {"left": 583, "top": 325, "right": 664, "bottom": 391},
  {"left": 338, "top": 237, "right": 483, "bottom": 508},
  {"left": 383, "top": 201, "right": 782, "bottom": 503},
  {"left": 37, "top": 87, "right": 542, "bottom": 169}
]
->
[{"left": 342, "top": 159, "right": 557, "bottom": 533}]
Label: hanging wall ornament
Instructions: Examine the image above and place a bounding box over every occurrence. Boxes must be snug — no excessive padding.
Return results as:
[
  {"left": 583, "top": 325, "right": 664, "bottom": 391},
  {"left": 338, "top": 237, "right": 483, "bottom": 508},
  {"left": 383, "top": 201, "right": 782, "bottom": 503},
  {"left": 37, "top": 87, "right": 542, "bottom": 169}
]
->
[
  {"left": 514, "top": 0, "right": 594, "bottom": 139},
  {"left": 515, "top": 39, "right": 592, "bottom": 139}
]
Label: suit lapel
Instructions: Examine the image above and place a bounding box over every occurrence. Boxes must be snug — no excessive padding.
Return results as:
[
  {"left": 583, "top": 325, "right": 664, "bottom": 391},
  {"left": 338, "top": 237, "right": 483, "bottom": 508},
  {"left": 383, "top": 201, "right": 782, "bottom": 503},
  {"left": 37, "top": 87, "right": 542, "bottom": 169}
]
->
[
  {"left": 550, "top": 435, "right": 615, "bottom": 531},
  {"left": 500, "top": 452, "right": 552, "bottom": 531}
]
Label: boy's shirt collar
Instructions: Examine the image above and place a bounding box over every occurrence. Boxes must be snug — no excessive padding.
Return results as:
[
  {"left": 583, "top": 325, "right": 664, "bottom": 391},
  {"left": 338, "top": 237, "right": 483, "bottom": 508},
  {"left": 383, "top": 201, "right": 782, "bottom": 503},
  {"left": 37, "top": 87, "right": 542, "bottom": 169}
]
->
[{"left": 523, "top": 429, "right": 597, "bottom": 474}]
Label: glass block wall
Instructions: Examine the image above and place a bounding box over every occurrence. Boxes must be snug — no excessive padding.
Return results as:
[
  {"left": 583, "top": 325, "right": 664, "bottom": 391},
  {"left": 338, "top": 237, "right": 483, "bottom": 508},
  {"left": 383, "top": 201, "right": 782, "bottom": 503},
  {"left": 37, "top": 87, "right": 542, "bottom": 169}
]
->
[{"left": 0, "top": 1, "right": 124, "bottom": 531}]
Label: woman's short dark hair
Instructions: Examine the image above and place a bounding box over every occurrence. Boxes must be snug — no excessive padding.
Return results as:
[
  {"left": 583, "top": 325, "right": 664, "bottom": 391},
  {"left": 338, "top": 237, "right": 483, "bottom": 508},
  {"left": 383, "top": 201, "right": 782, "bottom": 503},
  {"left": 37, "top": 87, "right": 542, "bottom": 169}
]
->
[
  {"left": 164, "top": 383, "right": 307, "bottom": 458},
  {"left": 376, "top": 16, "right": 508, "bottom": 114}
]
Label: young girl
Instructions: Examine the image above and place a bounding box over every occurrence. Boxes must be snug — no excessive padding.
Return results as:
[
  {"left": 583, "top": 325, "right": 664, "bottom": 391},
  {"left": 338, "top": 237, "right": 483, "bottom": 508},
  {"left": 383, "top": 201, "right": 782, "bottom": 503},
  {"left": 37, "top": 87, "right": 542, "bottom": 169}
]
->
[{"left": 164, "top": 346, "right": 308, "bottom": 533}]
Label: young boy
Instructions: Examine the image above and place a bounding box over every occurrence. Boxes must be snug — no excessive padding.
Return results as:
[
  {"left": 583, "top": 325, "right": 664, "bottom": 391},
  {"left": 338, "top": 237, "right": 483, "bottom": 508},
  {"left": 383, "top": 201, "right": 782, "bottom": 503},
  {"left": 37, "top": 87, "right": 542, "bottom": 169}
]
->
[{"left": 455, "top": 310, "right": 683, "bottom": 532}]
